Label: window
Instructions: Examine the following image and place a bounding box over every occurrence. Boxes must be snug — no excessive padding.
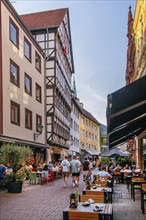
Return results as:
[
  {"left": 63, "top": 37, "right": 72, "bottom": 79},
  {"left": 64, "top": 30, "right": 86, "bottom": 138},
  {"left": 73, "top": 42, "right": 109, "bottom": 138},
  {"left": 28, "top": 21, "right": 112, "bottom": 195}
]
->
[
  {"left": 81, "top": 117, "right": 84, "bottom": 124},
  {"left": 70, "top": 118, "right": 73, "bottom": 128},
  {"left": 86, "top": 131, "right": 88, "bottom": 138},
  {"left": 36, "top": 83, "right": 41, "bottom": 103},
  {"left": 9, "top": 18, "right": 19, "bottom": 47},
  {"left": 36, "top": 114, "right": 42, "bottom": 132},
  {"left": 10, "top": 60, "right": 19, "bottom": 87},
  {"left": 24, "top": 37, "right": 31, "bottom": 61},
  {"left": 11, "top": 101, "right": 20, "bottom": 126},
  {"left": 35, "top": 52, "right": 41, "bottom": 72},
  {"left": 25, "top": 108, "right": 32, "bottom": 130},
  {"left": 24, "top": 73, "right": 32, "bottom": 95}
]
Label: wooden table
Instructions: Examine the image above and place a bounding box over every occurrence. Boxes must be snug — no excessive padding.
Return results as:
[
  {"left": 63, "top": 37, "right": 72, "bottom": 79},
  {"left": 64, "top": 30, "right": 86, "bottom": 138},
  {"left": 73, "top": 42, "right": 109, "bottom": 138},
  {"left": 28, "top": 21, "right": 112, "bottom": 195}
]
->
[
  {"left": 63, "top": 203, "right": 113, "bottom": 220},
  {"left": 131, "top": 179, "right": 146, "bottom": 201},
  {"left": 83, "top": 187, "right": 113, "bottom": 204}
]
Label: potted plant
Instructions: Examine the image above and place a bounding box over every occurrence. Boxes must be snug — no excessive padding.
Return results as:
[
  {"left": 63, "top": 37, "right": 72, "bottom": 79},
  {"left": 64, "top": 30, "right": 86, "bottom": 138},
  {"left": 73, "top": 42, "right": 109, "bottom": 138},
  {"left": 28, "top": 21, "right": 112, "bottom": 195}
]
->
[{"left": 0, "top": 144, "right": 33, "bottom": 193}]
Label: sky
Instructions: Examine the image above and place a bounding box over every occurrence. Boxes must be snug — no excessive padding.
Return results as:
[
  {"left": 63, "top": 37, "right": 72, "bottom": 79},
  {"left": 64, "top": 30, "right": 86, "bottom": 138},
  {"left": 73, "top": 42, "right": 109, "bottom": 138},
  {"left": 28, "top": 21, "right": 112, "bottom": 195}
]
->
[{"left": 11, "top": 0, "right": 136, "bottom": 125}]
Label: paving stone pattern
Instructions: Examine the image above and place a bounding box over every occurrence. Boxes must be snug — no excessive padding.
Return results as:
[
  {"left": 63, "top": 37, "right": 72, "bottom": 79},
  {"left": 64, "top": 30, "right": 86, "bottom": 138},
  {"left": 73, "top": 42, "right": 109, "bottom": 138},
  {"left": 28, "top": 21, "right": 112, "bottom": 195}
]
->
[{"left": 0, "top": 174, "right": 146, "bottom": 220}]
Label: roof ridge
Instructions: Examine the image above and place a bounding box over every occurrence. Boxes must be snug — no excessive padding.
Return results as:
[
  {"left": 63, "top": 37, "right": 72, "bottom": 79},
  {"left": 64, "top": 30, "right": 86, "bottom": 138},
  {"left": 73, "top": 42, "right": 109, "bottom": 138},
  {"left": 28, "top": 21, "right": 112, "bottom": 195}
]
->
[
  {"left": 20, "top": 8, "right": 68, "bottom": 16},
  {"left": 80, "top": 107, "right": 100, "bottom": 125}
]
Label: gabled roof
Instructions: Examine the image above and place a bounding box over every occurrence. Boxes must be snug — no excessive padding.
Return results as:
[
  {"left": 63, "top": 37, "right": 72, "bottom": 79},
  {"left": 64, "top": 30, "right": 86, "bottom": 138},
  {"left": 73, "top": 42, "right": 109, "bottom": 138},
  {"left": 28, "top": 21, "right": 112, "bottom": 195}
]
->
[
  {"left": 80, "top": 107, "right": 101, "bottom": 126},
  {"left": 20, "top": 8, "right": 68, "bottom": 29}
]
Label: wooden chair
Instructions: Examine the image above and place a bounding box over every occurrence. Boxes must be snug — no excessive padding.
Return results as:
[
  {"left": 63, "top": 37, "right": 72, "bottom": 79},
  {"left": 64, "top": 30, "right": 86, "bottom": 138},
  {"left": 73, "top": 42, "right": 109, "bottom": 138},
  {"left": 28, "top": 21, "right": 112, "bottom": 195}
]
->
[
  {"left": 85, "top": 190, "right": 104, "bottom": 196},
  {"left": 123, "top": 172, "right": 132, "bottom": 191},
  {"left": 141, "top": 184, "right": 146, "bottom": 214},
  {"left": 90, "top": 182, "right": 107, "bottom": 187},
  {"left": 142, "top": 183, "right": 146, "bottom": 189},
  {"left": 79, "top": 194, "right": 105, "bottom": 203},
  {"left": 68, "top": 211, "right": 99, "bottom": 220},
  {"left": 95, "top": 181, "right": 107, "bottom": 187},
  {"left": 132, "top": 177, "right": 144, "bottom": 181},
  {"left": 85, "top": 191, "right": 106, "bottom": 203},
  {"left": 97, "top": 176, "right": 109, "bottom": 181},
  {"left": 133, "top": 171, "right": 141, "bottom": 176},
  {"left": 113, "top": 171, "right": 121, "bottom": 183},
  {"left": 131, "top": 177, "right": 145, "bottom": 201}
]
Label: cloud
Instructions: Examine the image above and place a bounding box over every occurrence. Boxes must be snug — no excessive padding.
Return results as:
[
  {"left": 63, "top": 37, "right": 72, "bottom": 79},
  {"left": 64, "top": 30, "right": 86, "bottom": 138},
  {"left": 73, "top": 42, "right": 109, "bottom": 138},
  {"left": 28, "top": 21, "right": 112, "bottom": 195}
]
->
[
  {"left": 79, "top": 84, "right": 106, "bottom": 103},
  {"left": 77, "top": 84, "right": 107, "bottom": 125}
]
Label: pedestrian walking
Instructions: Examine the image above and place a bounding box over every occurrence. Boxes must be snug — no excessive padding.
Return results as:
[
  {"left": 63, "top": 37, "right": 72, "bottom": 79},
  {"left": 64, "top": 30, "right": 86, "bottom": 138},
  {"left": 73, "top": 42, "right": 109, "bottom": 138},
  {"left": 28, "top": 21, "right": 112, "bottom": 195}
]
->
[
  {"left": 76, "top": 156, "right": 82, "bottom": 185},
  {"left": 92, "top": 160, "right": 96, "bottom": 169},
  {"left": 70, "top": 155, "right": 80, "bottom": 187},
  {"left": 0, "top": 163, "right": 6, "bottom": 180},
  {"left": 82, "top": 156, "right": 91, "bottom": 182},
  {"left": 60, "top": 156, "right": 70, "bottom": 188}
]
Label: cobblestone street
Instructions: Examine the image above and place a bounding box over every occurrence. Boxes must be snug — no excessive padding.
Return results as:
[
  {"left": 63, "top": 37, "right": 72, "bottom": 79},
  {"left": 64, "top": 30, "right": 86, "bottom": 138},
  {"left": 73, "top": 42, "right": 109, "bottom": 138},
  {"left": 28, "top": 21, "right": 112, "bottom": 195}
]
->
[{"left": 0, "top": 173, "right": 146, "bottom": 220}]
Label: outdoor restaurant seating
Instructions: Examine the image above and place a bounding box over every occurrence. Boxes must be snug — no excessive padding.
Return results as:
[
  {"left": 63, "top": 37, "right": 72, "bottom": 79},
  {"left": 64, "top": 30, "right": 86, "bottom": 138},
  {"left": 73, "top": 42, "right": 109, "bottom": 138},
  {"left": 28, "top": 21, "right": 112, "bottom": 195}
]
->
[
  {"left": 83, "top": 187, "right": 112, "bottom": 204},
  {"left": 68, "top": 211, "right": 99, "bottom": 220},
  {"left": 131, "top": 177, "right": 145, "bottom": 201},
  {"left": 42, "top": 170, "right": 49, "bottom": 183},
  {"left": 79, "top": 194, "right": 105, "bottom": 203},
  {"left": 141, "top": 183, "right": 146, "bottom": 214},
  {"left": 29, "top": 173, "right": 39, "bottom": 185},
  {"left": 63, "top": 203, "right": 113, "bottom": 220},
  {"left": 94, "top": 181, "right": 107, "bottom": 187},
  {"left": 113, "top": 171, "right": 121, "bottom": 183},
  {"left": 123, "top": 171, "right": 132, "bottom": 191}
]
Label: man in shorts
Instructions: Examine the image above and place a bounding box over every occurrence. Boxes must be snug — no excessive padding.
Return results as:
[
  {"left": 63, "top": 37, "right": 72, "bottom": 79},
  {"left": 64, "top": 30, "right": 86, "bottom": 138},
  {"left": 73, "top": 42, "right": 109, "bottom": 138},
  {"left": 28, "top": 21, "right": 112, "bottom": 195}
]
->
[
  {"left": 82, "top": 156, "right": 91, "bottom": 181},
  {"left": 70, "top": 155, "right": 80, "bottom": 187},
  {"left": 60, "top": 156, "right": 70, "bottom": 188}
]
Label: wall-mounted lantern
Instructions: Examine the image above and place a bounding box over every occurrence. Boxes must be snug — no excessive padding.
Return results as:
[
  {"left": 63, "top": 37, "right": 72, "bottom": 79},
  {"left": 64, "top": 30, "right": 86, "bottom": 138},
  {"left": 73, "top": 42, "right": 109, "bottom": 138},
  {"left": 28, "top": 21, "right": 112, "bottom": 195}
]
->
[{"left": 33, "top": 124, "right": 44, "bottom": 141}]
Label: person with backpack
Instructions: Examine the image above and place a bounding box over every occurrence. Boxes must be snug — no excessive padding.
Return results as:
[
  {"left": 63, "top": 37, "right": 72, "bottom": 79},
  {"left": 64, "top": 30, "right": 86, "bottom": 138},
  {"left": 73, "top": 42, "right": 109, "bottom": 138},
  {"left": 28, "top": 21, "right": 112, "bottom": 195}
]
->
[{"left": 82, "top": 156, "right": 91, "bottom": 181}]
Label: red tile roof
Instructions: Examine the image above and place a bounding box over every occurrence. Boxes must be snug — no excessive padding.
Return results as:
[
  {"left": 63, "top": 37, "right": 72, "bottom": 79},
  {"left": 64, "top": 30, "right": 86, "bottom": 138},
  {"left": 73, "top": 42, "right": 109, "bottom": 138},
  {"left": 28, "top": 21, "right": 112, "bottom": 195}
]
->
[{"left": 20, "top": 8, "right": 68, "bottom": 29}]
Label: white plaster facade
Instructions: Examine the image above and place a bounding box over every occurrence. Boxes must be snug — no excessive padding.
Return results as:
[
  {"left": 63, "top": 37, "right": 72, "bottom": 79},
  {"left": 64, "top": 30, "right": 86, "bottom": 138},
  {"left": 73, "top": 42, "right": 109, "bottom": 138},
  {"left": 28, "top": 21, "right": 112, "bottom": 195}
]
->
[
  {"left": 69, "top": 97, "right": 80, "bottom": 156},
  {"left": 1, "top": 0, "right": 46, "bottom": 145}
]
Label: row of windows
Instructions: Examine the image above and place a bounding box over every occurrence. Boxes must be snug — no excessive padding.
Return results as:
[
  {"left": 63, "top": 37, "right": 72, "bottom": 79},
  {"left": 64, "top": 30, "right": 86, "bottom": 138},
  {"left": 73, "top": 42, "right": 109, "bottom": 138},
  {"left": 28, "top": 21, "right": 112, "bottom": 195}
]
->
[
  {"left": 70, "top": 135, "right": 79, "bottom": 148},
  {"left": 71, "top": 103, "right": 79, "bottom": 119},
  {"left": 81, "top": 129, "right": 98, "bottom": 141},
  {"left": 10, "top": 59, "right": 42, "bottom": 103},
  {"left": 11, "top": 100, "right": 42, "bottom": 131},
  {"left": 81, "top": 117, "right": 98, "bottom": 130},
  {"left": 10, "top": 18, "right": 41, "bottom": 72},
  {"left": 70, "top": 119, "right": 79, "bottom": 133},
  {"left": 81, "top": 142, "right": 97, "bottom": 151}
]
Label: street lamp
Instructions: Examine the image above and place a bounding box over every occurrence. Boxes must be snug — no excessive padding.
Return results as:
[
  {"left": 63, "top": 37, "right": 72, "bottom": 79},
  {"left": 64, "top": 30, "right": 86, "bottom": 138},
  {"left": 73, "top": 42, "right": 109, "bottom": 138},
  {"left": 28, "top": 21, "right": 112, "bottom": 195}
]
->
[{"left": 33, "top": 124, "right": 44, "bottom": 141}]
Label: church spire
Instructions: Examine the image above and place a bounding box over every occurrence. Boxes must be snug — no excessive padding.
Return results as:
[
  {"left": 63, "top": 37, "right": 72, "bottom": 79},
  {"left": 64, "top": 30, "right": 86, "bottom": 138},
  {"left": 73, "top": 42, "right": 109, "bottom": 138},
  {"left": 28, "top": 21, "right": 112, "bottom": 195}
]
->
[{"left": 72, "top": 76, "right": 77, "bottom": 97}]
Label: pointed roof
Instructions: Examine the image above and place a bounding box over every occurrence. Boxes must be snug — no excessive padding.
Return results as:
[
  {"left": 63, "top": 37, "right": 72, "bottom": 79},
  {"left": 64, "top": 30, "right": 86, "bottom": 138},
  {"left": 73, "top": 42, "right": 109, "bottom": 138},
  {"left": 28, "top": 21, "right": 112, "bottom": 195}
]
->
[
  {"left": 128, "top": 5, "right": 133, "bottom": 22},
  {"left": 20, "top": 8, "right": 68, "bottom": 29},
  {"left": 72, "top": 76, "right": 77, "bottom": 97}
]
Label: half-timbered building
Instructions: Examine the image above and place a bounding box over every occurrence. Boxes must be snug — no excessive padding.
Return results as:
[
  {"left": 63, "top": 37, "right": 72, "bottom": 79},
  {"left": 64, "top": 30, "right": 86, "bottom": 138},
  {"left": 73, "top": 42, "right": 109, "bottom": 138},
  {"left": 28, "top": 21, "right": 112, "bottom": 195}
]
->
[{"left": 21, "top": 8, "right": 74, "bottom": 161}]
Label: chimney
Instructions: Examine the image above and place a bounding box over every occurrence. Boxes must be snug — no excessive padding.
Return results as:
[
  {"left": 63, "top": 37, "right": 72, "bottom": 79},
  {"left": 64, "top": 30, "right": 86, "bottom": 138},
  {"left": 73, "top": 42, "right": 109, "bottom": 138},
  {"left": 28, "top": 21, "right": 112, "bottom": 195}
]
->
[{"left": 79, "top": 102, "right": 84, "bottom": 108}]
